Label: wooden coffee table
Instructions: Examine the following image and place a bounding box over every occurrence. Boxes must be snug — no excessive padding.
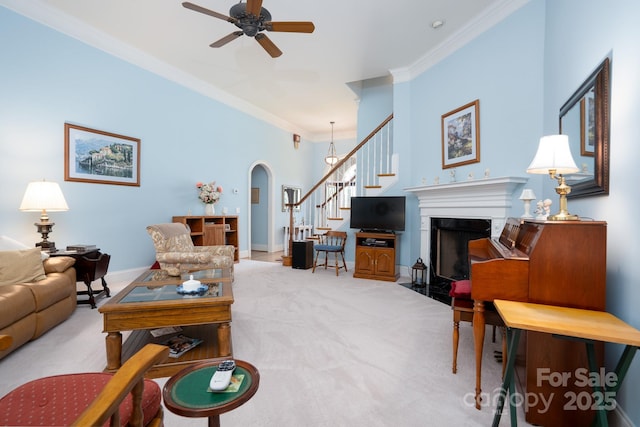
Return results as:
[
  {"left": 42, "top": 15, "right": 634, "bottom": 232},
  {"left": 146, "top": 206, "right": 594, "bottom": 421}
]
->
[{"left": 98, "top": 268, "right": 233, "bottom": 378}]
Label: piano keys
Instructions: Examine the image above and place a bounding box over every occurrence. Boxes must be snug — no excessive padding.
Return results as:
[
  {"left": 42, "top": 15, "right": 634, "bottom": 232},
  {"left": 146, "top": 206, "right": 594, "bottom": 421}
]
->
[{"left": 469, "top": 217, "right": 606, "bottom": 426}]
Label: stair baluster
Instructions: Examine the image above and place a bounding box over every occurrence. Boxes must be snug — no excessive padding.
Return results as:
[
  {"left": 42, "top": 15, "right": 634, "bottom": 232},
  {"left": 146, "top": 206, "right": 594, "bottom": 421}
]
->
[{"left": 282, "top": 114, "right": 394, "bottom": 264}]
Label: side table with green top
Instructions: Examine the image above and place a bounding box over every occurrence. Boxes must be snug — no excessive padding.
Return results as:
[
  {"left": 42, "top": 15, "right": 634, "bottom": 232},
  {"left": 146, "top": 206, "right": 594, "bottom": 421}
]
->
[{"left": 163, "top": 359, "right": 260, "bottom": 427}]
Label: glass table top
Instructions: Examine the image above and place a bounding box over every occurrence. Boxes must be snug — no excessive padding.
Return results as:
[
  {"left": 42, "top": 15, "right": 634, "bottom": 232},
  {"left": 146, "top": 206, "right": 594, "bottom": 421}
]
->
[
  {"left": 119, "top": 283, "right": 222, "bottom": 303},
  {"left": 118, "top": 268, "right": 230, "bottom": 304},
  {"left": 137, "top": 269, "right": 228, "bottom": 283}
]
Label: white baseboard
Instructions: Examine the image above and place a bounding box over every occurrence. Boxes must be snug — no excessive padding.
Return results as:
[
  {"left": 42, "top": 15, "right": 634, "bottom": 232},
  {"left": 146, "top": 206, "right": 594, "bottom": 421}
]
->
[
  {"left": 610, "top": 405, "right": 635, "bottom": 427},
  {"left": 104, "top": 267, "right": 147, "bottom": 285}
]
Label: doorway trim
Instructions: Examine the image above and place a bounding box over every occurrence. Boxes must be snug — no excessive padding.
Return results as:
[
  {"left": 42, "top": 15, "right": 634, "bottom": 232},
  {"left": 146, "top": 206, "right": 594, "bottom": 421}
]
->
[{"left": 247, "top": 160, "right": 275, "bottom": 256}]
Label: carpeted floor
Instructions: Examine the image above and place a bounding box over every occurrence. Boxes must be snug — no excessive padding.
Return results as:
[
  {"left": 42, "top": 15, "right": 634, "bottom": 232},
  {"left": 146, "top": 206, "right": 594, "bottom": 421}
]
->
[{"left": 0, "top": 260, "right": 529, "bottom": 426}]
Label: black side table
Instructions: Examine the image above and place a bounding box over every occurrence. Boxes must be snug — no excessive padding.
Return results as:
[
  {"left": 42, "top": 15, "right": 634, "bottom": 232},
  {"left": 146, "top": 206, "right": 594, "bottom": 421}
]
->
[{"left": 51, "top": 248, "right": 111, "bottom": 308}]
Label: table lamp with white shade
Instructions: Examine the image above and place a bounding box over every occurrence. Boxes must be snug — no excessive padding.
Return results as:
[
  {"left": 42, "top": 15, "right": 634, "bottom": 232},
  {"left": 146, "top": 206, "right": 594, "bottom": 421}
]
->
[
  {"left": 519, "top": 188, "right": 537, "bottom": 219},
  {"left": 526, "top": 135, "right": 580, "bottom": 221},
  {"left": 19, "top": 180, "right": 69, "bottom": 252}
]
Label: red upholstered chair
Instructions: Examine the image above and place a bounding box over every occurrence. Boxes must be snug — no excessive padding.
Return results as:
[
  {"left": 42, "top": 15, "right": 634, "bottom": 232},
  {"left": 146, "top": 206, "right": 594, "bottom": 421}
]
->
[
  {"left": 0, "top": 341, "right": 168, "bottom": 427},
  {"left": 450, "top": 280, "right": 506, "bottom": 375}
]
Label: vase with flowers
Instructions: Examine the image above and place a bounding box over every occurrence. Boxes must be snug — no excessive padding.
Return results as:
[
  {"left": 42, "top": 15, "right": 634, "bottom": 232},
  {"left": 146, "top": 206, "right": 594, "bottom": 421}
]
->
[{"left": 196, "top": 181, "right": 223, "bottom": 215}]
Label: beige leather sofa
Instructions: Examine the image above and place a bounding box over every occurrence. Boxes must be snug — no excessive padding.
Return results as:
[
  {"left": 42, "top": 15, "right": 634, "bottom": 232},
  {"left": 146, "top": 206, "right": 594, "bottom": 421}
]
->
[{"left": 0, "top": 250, "right": 77, "bottom": 360}]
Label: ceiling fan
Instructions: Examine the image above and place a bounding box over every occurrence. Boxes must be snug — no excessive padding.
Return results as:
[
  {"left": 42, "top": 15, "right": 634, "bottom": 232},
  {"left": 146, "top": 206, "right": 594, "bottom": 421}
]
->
[{"left": 182, "top": 1, "right": 315, "bottom": 58}]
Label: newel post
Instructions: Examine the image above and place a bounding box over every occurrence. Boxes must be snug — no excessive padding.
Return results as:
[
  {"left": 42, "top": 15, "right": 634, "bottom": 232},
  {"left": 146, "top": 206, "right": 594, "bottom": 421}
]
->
[{"left": 282, "top": 188, "right": 296, "bottom": 267}]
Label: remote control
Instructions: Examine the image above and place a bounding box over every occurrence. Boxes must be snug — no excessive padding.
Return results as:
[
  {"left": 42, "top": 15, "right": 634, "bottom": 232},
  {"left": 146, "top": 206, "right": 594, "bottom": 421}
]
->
[{"left": 209, "top": 360, "right": 236, "bottom": 391}]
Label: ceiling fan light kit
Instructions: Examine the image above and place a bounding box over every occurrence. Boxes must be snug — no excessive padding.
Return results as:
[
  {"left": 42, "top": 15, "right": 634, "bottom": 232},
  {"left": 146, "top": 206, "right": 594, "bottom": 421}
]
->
[{"left": 183, "top": 0, "right": 315, "bottom": 58}]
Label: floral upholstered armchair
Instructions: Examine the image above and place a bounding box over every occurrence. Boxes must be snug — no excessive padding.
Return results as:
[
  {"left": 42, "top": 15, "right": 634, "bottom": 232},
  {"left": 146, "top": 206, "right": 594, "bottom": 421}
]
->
[{"left": 146, "top": 223, "right": 235, "bottom": 276}]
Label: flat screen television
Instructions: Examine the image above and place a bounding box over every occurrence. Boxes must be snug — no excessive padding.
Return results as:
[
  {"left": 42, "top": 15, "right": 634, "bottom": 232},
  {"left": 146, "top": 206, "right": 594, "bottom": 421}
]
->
[{"left": 349, "top": 196, "right": 406, "bottom": 232}]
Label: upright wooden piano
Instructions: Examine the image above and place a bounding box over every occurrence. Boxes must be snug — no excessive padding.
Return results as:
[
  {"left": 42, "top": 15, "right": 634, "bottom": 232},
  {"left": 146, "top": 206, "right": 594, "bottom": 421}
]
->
[{"left": 469, "top": 217, "right": 606, "bottom": 426}]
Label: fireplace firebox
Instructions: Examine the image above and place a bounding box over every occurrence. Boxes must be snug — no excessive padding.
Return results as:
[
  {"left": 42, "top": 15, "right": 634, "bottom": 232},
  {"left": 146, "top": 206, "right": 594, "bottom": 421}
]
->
[{"left": 428, "top": 217, "right": 491, "bottom": 304}]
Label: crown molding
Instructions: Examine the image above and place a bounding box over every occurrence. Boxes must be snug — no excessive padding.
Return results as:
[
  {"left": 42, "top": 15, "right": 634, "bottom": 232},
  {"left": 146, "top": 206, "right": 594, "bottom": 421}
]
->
[
  {"left": 1, "top": 0, "right": 529, "bottom": 139},
  {"left": 390, "top": 0, "right": 531, "bottom": 84},
  {"left": 0, "top": 0, "right": 304, "bottom": 135}
]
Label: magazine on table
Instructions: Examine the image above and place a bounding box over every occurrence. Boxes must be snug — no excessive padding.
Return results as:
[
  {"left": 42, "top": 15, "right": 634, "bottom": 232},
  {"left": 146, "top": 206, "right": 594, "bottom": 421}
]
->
[{"left": 163, "top": 334, "right": 203, "bottom": 358}]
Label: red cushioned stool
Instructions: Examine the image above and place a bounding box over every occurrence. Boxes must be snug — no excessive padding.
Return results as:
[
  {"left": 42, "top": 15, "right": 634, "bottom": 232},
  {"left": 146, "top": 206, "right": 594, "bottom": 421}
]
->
[{"left": 0, "top": 342, "right": 168, "bottom": 427}]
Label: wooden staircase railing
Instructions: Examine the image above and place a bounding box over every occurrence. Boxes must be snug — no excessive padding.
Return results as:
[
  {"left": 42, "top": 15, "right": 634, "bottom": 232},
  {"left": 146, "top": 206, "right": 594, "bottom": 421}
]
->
[{"left": 282, "top": 113, "right": 394, "bottom": 265}]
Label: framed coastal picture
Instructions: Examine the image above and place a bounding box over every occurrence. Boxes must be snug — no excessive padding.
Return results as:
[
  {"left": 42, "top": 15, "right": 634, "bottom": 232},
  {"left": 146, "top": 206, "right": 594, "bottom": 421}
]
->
[
  {"left": 64, "top": 123, "right": 140, "bottom": 186},
  {"left": 441, "top": 99, "right": 480, "bottom": 169}
]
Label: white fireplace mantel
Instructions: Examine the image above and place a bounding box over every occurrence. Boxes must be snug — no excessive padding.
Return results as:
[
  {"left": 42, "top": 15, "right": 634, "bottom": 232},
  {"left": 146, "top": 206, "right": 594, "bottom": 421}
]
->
[{"left": 404, "top": 176, "right": 528, "bottom": 273}]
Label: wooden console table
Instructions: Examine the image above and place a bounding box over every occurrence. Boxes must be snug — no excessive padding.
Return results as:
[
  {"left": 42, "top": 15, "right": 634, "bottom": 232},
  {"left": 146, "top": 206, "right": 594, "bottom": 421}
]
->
[{"left": 492, "top": 300, "right": 640, "bottom": 427}]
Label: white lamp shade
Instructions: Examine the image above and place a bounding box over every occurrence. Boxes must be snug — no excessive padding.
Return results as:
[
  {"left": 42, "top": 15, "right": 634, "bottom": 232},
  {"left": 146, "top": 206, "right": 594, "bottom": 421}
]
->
[
  {"left": 526, "top": 135, "right": 579, "bottom": 175},
  {"left": 325, "top": 121, "right": 339, "bottom": 165},
  {"left": 519, "top": 188, "right": 536, "bottom": 200},
  {"left": 19, "top": 181, "right": 69, "bottom": 212},
  {"left": 325, "top": 155, "right": 338, "bottom": 165}
]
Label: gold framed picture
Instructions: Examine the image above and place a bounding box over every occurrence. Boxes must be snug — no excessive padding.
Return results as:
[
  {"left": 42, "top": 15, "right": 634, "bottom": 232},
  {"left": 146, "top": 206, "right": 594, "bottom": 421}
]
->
[
  {"left": 64, "top": 123, "right": 140, "bottom": 186},
  {"left": 441, "top": 99, "right": 480, "bottom": 169}
]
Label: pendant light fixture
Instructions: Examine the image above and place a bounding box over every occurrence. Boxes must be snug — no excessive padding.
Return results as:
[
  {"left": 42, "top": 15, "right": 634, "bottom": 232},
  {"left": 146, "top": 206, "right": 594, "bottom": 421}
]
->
[{"left": 325, "top": 121, "right": 338, "bottom": 166}]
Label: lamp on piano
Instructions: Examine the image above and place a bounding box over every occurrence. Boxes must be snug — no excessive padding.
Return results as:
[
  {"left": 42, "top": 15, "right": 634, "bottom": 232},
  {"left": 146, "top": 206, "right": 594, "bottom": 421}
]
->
[{"left": 526, "top": 135, "right": 580, "bottom": 221}]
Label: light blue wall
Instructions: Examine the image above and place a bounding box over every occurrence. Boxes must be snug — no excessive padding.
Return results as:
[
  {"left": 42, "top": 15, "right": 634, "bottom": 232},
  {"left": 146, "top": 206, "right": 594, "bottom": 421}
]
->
[
  {"left": 0, "top": 6, "right": 315, "bottom": 271},
  {"left": 340, "top": 78, "right": 396, "bottom": 263},
  {"left": 3, "top": 1, "right": 640, "bottom": 422},
  {"left": 544, "top": 0, "right": 640, "bottom": 423},
  {"left": 406, "top": 2, "right": 545, "bottom": 185},
  {"left": 358, "top": 0, "right": 640, "bottom": 422},
  {"left": 356, "top": 1, "right": 546, "bottom": 270}
]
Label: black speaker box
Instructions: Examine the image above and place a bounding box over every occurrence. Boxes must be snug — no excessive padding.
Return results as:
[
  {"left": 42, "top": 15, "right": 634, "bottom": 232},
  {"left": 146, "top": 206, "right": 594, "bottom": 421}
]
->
[{"left": 292, "top": 240, "right": 314, "bottom": 269}]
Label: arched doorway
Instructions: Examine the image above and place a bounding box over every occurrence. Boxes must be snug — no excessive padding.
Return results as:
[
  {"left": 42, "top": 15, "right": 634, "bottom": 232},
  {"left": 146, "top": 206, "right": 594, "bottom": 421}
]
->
[{"left": 247, "top": 161, "right": 275, "bottom": 257}]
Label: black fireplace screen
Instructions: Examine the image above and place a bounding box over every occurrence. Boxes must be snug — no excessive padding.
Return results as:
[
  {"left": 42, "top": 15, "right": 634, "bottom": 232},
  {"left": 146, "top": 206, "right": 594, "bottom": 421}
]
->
[{"left": 430, "top": 218, "right": 491, "bottom": 282}]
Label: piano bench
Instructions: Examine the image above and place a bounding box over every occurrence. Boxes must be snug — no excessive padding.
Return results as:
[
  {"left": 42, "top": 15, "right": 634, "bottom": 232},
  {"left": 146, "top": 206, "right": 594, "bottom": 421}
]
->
[{"left": 449, "top": 279, "right": 471, "bottom": 299}]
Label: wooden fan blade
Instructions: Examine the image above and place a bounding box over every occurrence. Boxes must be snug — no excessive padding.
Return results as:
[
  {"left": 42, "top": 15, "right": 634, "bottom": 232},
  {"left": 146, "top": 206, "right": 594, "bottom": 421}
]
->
[
  {"left": 255, "top": 33, "right": 282, "bottom": 58},
  {"left": 210, "top": 31, "right": 244, "bottom": 48},
  {"left": 265, "top": 21, "right": 315, "bottom": 33},
  {"left": 182, "top": 2, "right": 234, "bottom": 23},
  {"left": 246, "top": 0, "right": 264, "bottom": 17}
]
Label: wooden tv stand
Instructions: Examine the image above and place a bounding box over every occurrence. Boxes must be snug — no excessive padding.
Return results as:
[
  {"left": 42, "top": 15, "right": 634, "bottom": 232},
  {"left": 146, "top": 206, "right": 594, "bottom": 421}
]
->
[{"left": 353, "top": 232, "right": 399, "bottom": 282}]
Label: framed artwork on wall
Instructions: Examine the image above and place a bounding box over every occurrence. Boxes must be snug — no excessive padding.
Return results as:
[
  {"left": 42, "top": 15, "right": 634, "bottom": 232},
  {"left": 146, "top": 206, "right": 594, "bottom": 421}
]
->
[
  {"left": 580, "top": 95, "right": 595, "bottom": 156},
  {"left": 64, "top": 123, "right": 140, "bottom": 186},
  {"left": 441, "top": 99, "right": 480, "bottom": 169}
]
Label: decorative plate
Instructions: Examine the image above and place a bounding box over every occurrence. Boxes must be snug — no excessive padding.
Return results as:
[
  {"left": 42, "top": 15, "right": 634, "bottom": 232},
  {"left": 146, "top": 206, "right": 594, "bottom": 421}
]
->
[{"left": 176, "top": 284, "right": 208, "bottom": 295}]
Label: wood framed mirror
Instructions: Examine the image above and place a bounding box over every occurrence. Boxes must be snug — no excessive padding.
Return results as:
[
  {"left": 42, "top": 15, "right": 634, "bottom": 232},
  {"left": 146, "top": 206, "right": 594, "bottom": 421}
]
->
[
  {"left": 560, "top": 57, "right": 610, "bottom": 198},
  {"left": 282, "top": 185, "right": 301, "bottom": 212}
]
